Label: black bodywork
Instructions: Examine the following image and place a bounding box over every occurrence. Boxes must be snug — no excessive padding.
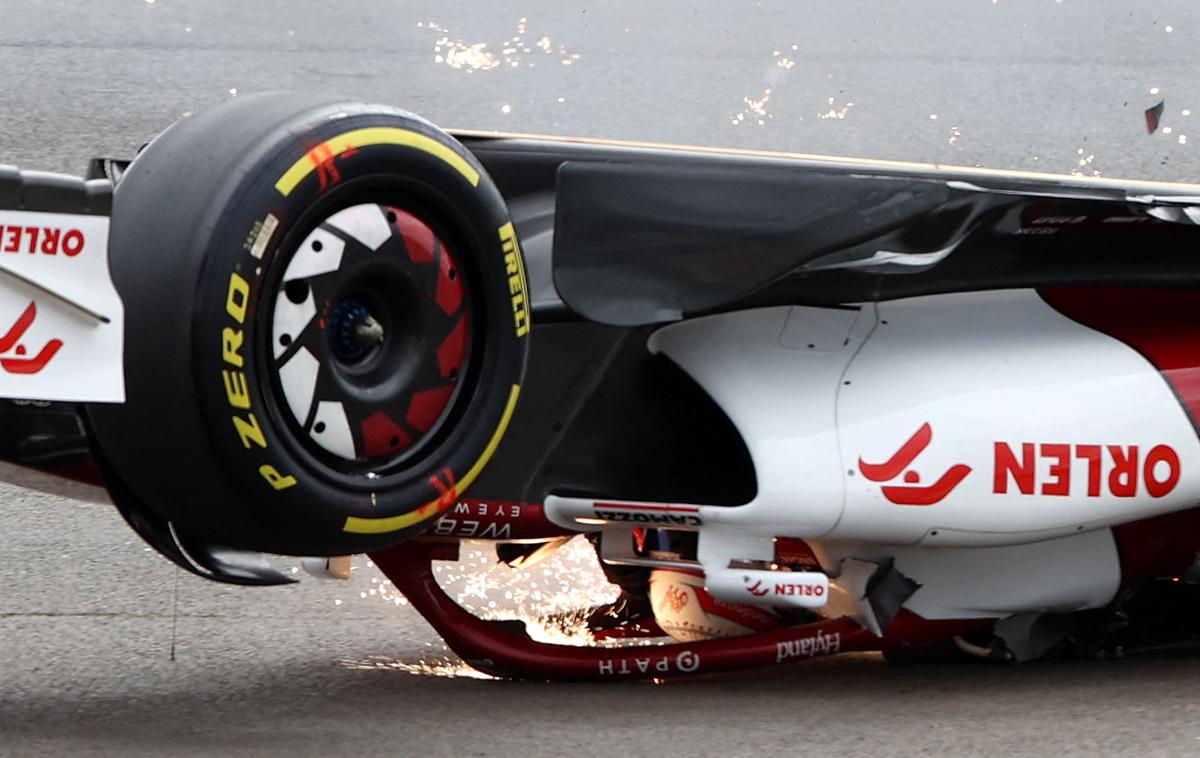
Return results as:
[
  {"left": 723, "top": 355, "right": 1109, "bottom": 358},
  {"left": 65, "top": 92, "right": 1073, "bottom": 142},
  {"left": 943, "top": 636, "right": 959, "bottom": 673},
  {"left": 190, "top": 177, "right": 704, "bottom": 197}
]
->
[{"left": 463, "top": 132, "right": 1200, "bottom": 324}]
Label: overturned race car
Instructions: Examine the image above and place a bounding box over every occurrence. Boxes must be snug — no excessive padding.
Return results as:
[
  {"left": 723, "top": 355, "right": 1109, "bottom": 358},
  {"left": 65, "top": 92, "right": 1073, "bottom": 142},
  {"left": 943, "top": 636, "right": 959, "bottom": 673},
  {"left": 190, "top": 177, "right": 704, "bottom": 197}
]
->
[{"left": 7, "top": 93, "right": 1200, "bottom": 680}]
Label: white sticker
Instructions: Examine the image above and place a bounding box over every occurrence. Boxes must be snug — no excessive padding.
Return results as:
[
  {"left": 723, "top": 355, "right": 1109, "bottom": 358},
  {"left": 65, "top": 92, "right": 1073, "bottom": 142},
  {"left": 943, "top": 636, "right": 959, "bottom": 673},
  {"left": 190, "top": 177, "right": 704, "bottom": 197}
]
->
[{"left": 250, "top": 213, "right": 279, "bottom": 260}]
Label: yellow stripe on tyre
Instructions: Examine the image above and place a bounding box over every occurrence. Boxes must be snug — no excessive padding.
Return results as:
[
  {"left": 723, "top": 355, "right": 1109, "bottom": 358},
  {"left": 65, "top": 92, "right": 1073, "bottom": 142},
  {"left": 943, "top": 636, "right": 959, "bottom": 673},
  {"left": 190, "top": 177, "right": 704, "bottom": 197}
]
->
[
  {"left": 275, "top": 127, "right": 481, "bottom": 196},
  {"left": 341, "top": 383, "right": 521, "bottom": 535}
]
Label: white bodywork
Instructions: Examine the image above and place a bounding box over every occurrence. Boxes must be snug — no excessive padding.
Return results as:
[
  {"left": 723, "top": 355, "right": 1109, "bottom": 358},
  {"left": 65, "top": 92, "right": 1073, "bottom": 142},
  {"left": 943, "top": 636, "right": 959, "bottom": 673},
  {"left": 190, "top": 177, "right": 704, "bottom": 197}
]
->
[
  {"left": 841, "top": 292, "right": 1199, "bottom": 544},
  {"left": 0, "top": 210, "right": 123, "bottom": 402},
  {"left": 643, "top": 289, "right": 1200, "bottom": 545},
  {"left": 547, "top": 289, "right": 1200, "bottom": 620},
  {"left": 812, "top": 531, "right": 1120, "bottom": 622}
]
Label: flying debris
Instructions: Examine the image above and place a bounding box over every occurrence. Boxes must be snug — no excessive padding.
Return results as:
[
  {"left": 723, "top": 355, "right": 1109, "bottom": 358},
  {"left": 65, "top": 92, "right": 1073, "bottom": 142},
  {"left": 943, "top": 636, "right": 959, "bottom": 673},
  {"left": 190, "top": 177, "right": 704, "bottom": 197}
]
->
[{"left": 1146, "top": 99, "right": 1166, "bottom": 134}]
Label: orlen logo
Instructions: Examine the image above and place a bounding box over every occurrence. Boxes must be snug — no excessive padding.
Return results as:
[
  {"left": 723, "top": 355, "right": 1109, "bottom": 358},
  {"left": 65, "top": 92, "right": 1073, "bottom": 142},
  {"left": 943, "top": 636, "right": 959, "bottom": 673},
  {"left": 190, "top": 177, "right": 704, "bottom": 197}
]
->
[
  {"left": 745, "top": 577, "right": 825, "bottom": 599},
  {"left": 860, "top": 423, "right": 1184, "bottom": 505},
  {"left": 0, "top": 225, "right": 85, "bottom": 256},
  {"left": 858, "top": 422, "right": 971, "bottom": 506},
  {"left": 994, "top": 442, "right": 1180, "bottom": 499},
  {"left": 0, "top": 302, "right": 61, "bottom": 374}
]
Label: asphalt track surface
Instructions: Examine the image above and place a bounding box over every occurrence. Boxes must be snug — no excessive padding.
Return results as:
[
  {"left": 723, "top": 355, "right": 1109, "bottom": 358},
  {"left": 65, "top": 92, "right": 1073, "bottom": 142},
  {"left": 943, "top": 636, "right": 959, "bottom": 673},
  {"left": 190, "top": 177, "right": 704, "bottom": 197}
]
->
[{"left": 5, "top": 1, "right": 1200, "bottom": 755}]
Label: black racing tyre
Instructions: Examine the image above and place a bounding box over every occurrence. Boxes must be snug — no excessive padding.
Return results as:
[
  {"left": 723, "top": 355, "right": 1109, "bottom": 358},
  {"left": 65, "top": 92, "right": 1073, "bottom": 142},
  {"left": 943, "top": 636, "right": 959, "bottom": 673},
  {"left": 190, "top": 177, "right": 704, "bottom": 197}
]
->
[{"left": 86, "top": 93, "right": 530, "bottom": 555}]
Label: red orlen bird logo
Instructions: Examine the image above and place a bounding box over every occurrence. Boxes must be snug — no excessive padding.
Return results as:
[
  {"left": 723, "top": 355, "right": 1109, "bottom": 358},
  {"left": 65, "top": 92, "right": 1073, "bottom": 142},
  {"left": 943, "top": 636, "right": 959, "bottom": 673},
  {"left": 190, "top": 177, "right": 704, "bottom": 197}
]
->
[
  {"left": 0, "top": 302, "right": 61, "bottom": 374},
  {"left": 858, "top": 422, "right": 971, "bottom": 506},
  {"left": 745, "top": 578, "right": 770, "bottom": 597}
]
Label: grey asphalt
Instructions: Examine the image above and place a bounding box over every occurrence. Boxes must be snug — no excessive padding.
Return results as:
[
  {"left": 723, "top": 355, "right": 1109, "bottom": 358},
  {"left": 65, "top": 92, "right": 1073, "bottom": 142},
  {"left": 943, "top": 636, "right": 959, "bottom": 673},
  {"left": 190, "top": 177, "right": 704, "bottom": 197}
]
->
[{"left": 3, "top": 1, "right": 1200, "bottom": 755}]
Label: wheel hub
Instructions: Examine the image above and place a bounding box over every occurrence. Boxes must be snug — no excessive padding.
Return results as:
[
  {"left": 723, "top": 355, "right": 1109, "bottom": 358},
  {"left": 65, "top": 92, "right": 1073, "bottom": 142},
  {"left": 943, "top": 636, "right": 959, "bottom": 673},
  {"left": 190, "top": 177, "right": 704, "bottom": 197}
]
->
[
  {"left": 329, "top": 298, "right": 385, "bottom": 363},
  {"left": 267, "top": 203, "right": 471, "bottom": 473}
]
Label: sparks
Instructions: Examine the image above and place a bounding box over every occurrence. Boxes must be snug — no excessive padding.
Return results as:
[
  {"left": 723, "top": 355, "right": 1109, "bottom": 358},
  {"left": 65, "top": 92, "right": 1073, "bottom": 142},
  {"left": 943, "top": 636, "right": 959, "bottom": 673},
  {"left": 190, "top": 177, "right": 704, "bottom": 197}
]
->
[
  {"left": 424, "top": 19, "right": 581, "bottom": 72},
  {"left": 731, "top": 88, "right": 774, "bottom": 127},
  {"left": 342, "top": 536, "right": 633, "bottom": 679},
  {"left": 818, "top": 98, "right": 855, "bottom": 120}
]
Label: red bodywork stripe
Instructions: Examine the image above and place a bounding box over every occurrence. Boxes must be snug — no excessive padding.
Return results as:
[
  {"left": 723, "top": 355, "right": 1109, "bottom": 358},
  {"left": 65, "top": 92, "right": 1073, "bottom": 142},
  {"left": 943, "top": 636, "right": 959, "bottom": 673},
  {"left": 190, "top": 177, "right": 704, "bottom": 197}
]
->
[
  {"left": 1041, "top": 288, "right": 1200, "bottom": 429},
  {"left": 1041, "top": 288, "right": 1200, "bottom": 587}
]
